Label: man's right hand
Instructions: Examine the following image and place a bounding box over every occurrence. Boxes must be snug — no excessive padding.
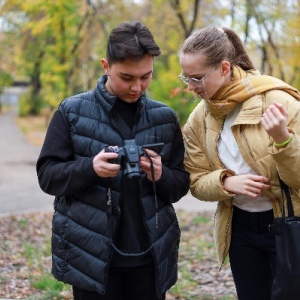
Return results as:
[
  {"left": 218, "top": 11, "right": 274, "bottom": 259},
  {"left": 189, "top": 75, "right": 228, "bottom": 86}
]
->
[{"left": 93, "top": 149, "right": 120, "bottom": 177}]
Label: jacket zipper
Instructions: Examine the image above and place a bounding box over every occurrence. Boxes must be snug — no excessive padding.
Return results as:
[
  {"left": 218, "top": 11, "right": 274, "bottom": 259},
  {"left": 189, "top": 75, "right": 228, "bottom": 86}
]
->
[{"left": 215, "top": 119, "right": 232, "bottom": 269}]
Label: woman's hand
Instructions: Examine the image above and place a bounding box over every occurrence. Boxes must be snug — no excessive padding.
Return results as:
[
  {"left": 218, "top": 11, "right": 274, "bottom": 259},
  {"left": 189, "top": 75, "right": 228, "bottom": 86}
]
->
[
  {"left": 140, "top": 149, "right": 162, "bottom": 181},
  {"left": 261, "top": 101, "right": 290, "bottom": 144},
  {"left": 223, "top": 174, "right": 270, "bottom": 198}
]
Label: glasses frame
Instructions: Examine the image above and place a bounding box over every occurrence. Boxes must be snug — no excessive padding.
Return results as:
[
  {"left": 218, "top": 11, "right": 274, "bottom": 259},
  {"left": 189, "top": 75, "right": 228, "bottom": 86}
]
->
[{"left": 178, "top": 67, "right": 216, "bottom": 88}]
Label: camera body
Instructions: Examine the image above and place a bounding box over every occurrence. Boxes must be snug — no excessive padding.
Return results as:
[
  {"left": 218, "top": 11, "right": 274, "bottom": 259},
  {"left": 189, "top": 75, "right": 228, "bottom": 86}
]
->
[{"left": 104, "top": 139, "right": 164, "bottom": 179}]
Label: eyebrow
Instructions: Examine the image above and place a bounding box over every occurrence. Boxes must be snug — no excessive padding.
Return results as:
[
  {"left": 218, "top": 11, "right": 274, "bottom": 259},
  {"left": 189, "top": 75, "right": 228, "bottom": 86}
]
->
[{"left": 119, "top": 70, "right": 153, "bottom": 77}]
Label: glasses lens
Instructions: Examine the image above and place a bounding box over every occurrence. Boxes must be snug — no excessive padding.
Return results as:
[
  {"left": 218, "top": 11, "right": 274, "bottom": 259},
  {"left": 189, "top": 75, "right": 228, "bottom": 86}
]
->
[
  {"left": 178, "top": 74, "right": 189, "bottom": 85},
  {"left": 190, "top": 78, "right": 203, "bottom": 88},
  {"left": 178, "top": 73, "right": 204, "bottom": 87}
]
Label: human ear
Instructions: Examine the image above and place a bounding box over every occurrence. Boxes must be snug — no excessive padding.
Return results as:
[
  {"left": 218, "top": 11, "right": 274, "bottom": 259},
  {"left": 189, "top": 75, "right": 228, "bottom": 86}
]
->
[
  {"left": 101, "top": 58, "right": 110, "bottom": 75},
  {"left": 220, "top": 60, "right": 231, "bottom": 76}
]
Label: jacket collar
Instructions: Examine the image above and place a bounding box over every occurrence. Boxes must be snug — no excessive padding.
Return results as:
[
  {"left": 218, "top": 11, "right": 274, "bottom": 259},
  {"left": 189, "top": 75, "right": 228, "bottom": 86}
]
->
[
  {"left": 94, "top": 75, "right": 147, "bottom": 116},
  {"left": 234, "top": 94, "right": 263, "bottom": 125}
]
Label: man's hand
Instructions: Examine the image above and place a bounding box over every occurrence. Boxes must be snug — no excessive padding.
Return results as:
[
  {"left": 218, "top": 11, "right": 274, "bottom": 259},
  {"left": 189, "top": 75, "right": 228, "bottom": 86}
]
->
[
  {"left": 140, "top": 148, "right": 162, "bottom": 181},
  {"left": 93, "top": 149, "right": 120, "bottom": 177}
]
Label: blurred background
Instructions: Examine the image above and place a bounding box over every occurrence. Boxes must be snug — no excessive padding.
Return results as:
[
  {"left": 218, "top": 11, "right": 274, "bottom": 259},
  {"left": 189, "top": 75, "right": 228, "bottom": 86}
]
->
[
  {"left": 1, "top": 1, "right": 299, "bottom": 299},
  {"left": 1, "top": 0, "right": 300, "bottom": 127}
]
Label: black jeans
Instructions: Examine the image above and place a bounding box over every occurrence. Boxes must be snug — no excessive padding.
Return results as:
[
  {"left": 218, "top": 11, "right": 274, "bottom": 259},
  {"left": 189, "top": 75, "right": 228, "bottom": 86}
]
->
[
  {"left": 72, "top": 263, "right": 165, "bottom": 300},
  {"left": 229, "top": 206, "right": 276, "bottom": 300}
]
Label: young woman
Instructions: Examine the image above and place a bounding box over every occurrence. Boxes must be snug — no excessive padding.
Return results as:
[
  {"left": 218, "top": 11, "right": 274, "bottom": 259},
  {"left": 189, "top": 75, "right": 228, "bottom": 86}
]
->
[{"left": 178, "top": 26, "right": 300, "bottom": 300}]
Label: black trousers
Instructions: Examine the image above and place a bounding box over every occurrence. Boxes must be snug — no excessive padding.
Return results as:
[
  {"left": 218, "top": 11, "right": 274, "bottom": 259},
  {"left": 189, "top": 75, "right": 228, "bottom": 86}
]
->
[
  {"left": 229, "top": 206, "right": 276, "bottom": 300},
  {"left": 73, "top": 263, "right": 165, "bottom": 300}
]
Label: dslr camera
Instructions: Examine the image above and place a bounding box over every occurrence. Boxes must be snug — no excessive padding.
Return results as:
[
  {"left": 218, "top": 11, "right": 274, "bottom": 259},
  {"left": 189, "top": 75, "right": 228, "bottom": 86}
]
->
[{"left": 104, "top": 139, "right": 164, "bottom": 179}]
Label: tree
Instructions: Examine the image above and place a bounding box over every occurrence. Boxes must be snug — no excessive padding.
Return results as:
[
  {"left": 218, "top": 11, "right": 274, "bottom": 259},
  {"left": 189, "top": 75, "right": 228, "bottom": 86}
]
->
[
  {"left": 1, "top": 0, "right": 96, "bottom": 114},
  {"left": 241, "top": 0, "right": 300, "bottom": 85},
  {"left": 168, "top": 0, "right": 202, "bottom": 38},
  {"left": 0, "top": 69, "right": 13, "bottom": 112},
  {"left": 1, "top": 0, "right": 299, "bottom": 123}
]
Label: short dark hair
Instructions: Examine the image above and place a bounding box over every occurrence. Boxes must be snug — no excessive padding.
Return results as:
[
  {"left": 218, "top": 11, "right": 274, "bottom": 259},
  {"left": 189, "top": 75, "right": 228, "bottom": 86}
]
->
[{"left": 106, "top": 20, "right": 161, "bottom": 65}]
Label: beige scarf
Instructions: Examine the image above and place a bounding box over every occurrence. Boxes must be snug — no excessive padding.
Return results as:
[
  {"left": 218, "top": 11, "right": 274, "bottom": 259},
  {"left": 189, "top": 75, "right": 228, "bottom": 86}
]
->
[{"left": 204, "top": 66, "right": 300, "bottom": 118}]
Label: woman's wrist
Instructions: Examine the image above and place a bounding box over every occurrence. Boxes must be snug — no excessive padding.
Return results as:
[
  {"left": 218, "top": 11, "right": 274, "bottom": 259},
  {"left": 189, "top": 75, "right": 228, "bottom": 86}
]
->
[{"left": 274, "top": 135, "right": 292, "bottom": 148}]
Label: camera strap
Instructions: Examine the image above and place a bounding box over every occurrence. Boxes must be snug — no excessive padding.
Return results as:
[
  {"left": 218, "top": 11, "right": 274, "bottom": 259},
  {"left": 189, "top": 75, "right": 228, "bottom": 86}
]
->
[
  {"left": 109, "top": 154, "right": 159, "bottom": 257},
  {"left": 111, "top": 243, "right": 153, "bottom": 257},
  {"left": 147, "top": 154, "right": 159, "bottom": 229}
]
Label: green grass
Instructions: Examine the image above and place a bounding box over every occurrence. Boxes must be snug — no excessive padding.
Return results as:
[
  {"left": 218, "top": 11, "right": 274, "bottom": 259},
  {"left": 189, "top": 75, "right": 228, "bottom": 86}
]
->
[
  {"left": 0, "top": 211, "right": 237, "bottom": 299},
  {"left": 21, "top": 242, "right": 72, "bottom": 299}
]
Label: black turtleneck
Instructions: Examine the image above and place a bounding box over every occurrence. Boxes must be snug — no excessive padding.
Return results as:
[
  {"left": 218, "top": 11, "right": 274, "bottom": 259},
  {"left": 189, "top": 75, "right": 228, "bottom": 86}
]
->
[
  {"left": 114, "top": 98, "right": 139, "bottom": 131},
  {"left": 110, "top": 98, "right": 153, "bottom": 267}
]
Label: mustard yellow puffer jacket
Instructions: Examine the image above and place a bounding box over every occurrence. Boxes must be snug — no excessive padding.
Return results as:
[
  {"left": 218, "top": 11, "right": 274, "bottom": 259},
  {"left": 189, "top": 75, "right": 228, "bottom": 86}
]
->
[{"left": 183, "top": 90, "right": 300, "bottom": 267}]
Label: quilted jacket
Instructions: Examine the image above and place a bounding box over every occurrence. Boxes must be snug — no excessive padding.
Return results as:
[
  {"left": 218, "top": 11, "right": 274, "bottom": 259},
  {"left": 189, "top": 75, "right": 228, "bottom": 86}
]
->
[
  {"left": 37, "top": 75, "right": 190, "bottom": 297},
  {"left": 183, "top": 89, "right": 300, "bottom": 267}
]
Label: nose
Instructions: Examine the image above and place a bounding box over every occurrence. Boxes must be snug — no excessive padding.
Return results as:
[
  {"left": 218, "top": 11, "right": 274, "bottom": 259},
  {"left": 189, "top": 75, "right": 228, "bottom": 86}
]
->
[{"left": 131, "top": 80, "right": 142, "bottom": 92}]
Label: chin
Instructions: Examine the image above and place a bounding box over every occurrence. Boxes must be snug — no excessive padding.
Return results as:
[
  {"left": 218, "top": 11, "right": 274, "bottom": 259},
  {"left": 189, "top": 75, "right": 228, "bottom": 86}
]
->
[
  {"left": 197, "top": 93, "right": 208, "bottom": 100},
  {"left": 122, "top": 98, "right": 139, "bottom": 103}
]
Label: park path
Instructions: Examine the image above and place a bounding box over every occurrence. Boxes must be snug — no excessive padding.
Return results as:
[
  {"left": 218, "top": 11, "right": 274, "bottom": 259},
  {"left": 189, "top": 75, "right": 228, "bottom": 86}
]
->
[
  {"left": 0, "top": 108, "right": 53, "bottom": 217},
  {"left": 0, "top": 108, "right": 216, "bottom": 217}
]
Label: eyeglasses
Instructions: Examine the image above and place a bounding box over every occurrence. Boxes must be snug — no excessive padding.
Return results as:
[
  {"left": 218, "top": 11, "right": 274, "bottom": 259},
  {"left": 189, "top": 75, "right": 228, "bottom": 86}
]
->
[{"left": 178, "top": 67, "right": 215, "bottom": 88}]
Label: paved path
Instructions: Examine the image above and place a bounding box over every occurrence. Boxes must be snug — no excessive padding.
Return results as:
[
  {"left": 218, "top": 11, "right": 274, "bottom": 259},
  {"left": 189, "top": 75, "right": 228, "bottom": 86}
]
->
[
  {"left": 0, "top": 109, "right": 53, "bottom": 217},
  {"left": 0, "top": 109, "right": 216, "bottom": 217}
]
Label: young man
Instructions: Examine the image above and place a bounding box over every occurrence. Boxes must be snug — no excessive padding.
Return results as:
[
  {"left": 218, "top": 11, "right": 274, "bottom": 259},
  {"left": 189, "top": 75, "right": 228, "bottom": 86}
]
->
[{"left": 37, "top": 21, "right": 189, "bottom": 300}]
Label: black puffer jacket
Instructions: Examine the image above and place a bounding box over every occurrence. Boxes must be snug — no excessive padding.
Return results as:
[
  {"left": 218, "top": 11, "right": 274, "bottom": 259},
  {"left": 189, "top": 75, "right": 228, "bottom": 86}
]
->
[{"left": 37, "top": 75, "right": 190, "bottom": 297}]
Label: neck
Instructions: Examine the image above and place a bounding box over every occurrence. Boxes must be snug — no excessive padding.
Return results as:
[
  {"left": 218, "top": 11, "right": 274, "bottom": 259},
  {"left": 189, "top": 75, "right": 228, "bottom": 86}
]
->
[{"left": 226, "top": 70, "right": 233, "bottom": 86}]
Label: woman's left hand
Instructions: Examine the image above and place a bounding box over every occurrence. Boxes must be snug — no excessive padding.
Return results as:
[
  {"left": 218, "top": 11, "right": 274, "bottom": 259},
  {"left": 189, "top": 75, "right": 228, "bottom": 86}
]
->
[
  {"left": 261, "top": 101, "right": 290, "bottom": 144},
  {"left": 140, "top": 149, "right": 162, "bottom": 181}
]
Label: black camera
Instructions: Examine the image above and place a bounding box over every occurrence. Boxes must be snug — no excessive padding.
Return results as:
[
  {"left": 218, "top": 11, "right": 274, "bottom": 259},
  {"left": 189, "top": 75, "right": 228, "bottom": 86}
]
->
[{"left": 104, "top": 139, "right": 164, "bottom": 179}]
